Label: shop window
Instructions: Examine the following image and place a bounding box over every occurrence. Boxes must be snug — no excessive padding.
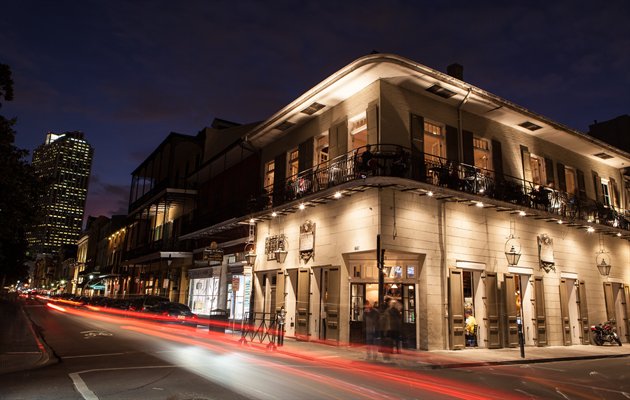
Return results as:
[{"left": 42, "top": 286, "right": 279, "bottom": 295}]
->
[
  {"left": 264, "top": 160, "right": 274, "bottom": 194},
  {"left": 424, "top": 120, "right": 445, "bottom": 163},
  {"left": 348, "top": 112, "right": 368, "bottom": 152},
  {"left": 288, "top": 148, "right": 299, "bottom": 178},
  {"left": 353, "top": 265, "right": 361, "bottom": 278},
  {"left": 406, "top": 265, "right": 416, "bottom": 279},
  {"left": 473, "top": 137, "right": 492, "bottom": 171}
]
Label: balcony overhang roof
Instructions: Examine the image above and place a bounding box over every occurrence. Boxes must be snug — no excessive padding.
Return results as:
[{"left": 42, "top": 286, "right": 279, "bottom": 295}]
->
[{"left": 245, "top": 53, "right": 630, "bottom": 169}]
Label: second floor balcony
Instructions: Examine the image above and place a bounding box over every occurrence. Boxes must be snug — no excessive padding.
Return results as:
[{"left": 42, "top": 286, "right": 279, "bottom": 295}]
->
[{"left": 257, "top": 144, "right": 630, "bottom": 236}]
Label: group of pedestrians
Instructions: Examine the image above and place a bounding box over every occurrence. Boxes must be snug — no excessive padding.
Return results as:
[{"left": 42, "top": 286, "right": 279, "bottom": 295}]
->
[{"left": 364, "top": 298, "right": 403, "bottom": 360}]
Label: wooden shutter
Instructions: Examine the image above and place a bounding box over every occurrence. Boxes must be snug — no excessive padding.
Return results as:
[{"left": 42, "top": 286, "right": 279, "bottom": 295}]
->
[
  {"left": 484, "top": 272, "right": 501, "bottom": 348},
  {"left": 624, "top": 285, "right": 630, "bottom": 343},
  {"left": 610, "top": 177, "right": 620, "bottom": 208},
  {"left": 520, "top": 146, "right": 533, "bottom": 183},
  {"left": 576, "top": 169, "right": 587, "bottom": 199},
  {"left": 557, "top": 163, "right": 567, "bottom": 192},
  {"left": 462, "top": 130, "right": 474, "bottom": 166},
  {"left": 446, "top": 125, "right": 459, "bottom": 162},
  {"left": 491, "top": 140, "right": 504, "bottom": 180},
  {"left": 273, "top": 153, "right": 287, "bottom": 206},
  {"left": 275, "top": 270, "right": 285, "bottom": 313},
  {"left": 544, "top": 157, "right": 555, "bottom": 186},
  {"left": 534, "top": 276, "right": 547, "bottom": 346},
  {"left": 559, "top": 279, "right": 572, "bottom": 345},
  {"left": 448, "top": 269, "right": 465, "bottom": 349},
  {"left": 593, "top": 171, "right": 603, "bottom": 203},
  {"left": 603, "top": 282, "right": 615, "bottom": 328},
  {"left": 366, "top": 103, "right": 379, "bottom": 146},
  {"left": 410, "top": 114, "right": 425, "bottom": 181},
  {"left": 577, "top": 280, "right": 590, "bottom": 344},
  {"left": 504, "top": 274, "right": 519, "bottom": 347},
  {"left": 336, "top": 122, "right": 348, "bottom": 157},
  {"left": 325, "top": 267, "right": 341, "bottom": 342},
  {"left": 298, "top": 139, "right": 314, "bottom": 173},
  {"left": 295, "top": 268, "right": 311, "bottom": 340}
]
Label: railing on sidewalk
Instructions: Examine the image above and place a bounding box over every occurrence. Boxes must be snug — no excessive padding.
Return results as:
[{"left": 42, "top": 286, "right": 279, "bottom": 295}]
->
[{"left": 239, "top": 311, "right": 279, "bottom": 349}]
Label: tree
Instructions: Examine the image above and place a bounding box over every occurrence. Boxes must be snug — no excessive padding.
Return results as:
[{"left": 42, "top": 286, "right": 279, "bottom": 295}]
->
[{"left": 0, "top": 64, "right": 43, "bottom": 287}]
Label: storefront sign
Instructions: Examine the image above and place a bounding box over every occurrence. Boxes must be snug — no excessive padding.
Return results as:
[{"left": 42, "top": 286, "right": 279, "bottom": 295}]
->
[{"left": 232, "top": 276, "right": 240, "bottom": 291}]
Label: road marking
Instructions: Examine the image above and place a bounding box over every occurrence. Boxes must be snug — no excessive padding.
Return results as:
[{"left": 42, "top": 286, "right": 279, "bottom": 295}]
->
[
  {"left": 64, "top": 353, "right": 126, "bottom": 359},
  {"left": 81, "top": 330, "right": 113, "bottom": 339},
  {"left": 6, "top": 351, "right": 41, "bottom": 355},
  {"left": 69, "top": 365, "right": 177, "bottom": 400}
]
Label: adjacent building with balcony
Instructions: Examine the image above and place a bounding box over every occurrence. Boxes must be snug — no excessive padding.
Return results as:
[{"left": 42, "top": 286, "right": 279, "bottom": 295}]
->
[{"left": 179, "top": 53, "right": 630, "bottom": 351}]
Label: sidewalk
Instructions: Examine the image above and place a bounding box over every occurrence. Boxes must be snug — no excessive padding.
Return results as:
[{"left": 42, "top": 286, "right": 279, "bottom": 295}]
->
[
  {"left": 243, "top": 335, "right": 630, "bottom": 370},
  {"left": 0, "top": 297, "right": 52, "bottom": 375}
]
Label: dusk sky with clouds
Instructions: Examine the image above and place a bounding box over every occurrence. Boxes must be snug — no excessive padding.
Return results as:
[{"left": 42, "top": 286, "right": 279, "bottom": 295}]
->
[{"left": 2, "top": 1, "right": 629, "bottom": 224}]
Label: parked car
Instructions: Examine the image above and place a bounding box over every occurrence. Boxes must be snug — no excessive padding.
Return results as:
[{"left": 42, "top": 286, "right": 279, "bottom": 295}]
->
[
  {"left": 143, "top": 302, "right": 198, "bottom": 326},
  {"left": 127, "top": 295, "right": 169, "bottom": 312}
]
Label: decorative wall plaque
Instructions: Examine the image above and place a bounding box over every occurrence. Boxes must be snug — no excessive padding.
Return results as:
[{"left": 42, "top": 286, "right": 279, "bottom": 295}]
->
[
  {"left": 299, "top": 220, "right": 315, "bottom": 263},
  {"left": 537, "top": 233, "right": 555, "bottom": 273}
]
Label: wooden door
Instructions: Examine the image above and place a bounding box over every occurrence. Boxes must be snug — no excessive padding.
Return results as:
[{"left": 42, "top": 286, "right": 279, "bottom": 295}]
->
[
  {"left": 559, "top": 279, "right": 572, "bottom": 345},
  {"left": 275, "top": 270, "right": 285, "bottom": 313},
  {"left": 534, "top": 276, "right": 547, "bottom": 346},
  {"left": 295, "top": 269, "right": 310, "bottom": 340},
  {"left": 484, "top": 272, "right": 501, "bottom": 348},
  {"left": 577, "top": 280, "right": 590, "bottom": 344},
  {"left": 504, "top": 274, "right": 519, "bottom": 347},
  {"left": 623, "top": 285, "right": 630, "bottom": 342},
  {"left": 448, "top": 269, "right": 465, "bottom": 349},
  {"left": 603, "top": 282, "right": 616, "bottom": 328},
  {"left": 325, "top": 267, "right": 341, "bottom": 342}
]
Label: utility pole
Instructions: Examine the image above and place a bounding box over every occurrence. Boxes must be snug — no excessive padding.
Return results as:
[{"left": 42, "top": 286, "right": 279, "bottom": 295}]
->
[{"left": 377, "top": 234, "right": 384, "bottom": 307}]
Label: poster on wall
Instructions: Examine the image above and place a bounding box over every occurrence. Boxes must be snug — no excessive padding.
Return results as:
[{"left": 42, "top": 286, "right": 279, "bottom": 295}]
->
[
  {"left": 299, "top": 220, "right": 315, "bottom": 263},
  {"left": 537, "top": 233, "right": 555, "bottom": 273}
]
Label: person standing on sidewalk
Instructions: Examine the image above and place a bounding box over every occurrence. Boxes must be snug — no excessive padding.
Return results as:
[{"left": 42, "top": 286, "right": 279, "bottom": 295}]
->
[{"left": 364, "top": 300, "right": 379, "bottom": 360}]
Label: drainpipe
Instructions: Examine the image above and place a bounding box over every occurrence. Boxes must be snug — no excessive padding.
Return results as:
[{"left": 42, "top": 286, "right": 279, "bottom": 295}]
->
[{"left": 457, "top": 89, "right": 472, "bottom": 163}]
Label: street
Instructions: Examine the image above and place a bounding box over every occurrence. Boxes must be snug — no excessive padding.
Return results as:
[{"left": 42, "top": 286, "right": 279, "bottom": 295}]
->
[{"left": 1, "top": 298, "right": 629, "bottom": 400}]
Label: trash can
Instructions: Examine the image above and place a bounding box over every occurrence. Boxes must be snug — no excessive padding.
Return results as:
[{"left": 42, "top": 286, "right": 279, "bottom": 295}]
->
[{"left": 208, "top": 309, "right": 228, "bottom": 333}]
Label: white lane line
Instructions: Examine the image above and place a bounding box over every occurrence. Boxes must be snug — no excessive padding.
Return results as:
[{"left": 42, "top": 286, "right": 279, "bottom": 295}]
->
[
  {"left": 69, "top": 365, "right": 176, "bottom": 400},
  {"left": 64, "top": 352, "right": 126, "bottom": 359}
]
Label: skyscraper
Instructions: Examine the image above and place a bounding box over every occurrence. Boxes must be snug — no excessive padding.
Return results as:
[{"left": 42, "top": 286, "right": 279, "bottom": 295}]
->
[{"left": 27, "top": 131, "right": 93, "bottom": 255}]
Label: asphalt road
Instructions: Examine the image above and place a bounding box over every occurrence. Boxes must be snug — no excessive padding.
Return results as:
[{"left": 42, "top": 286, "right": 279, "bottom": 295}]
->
[{"left": 1, "top": 299, "right": 629, "bottom": 400}]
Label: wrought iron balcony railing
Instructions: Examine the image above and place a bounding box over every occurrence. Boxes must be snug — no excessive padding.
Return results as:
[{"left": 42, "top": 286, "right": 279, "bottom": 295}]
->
[{"left": 261, "top": 144, "right": 629, "bottom": 232}]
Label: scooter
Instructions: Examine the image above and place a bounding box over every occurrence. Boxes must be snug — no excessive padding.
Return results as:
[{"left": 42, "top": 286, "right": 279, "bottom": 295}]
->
[{"left": 591, "top": 320, "right": 622, "bottom": 346}]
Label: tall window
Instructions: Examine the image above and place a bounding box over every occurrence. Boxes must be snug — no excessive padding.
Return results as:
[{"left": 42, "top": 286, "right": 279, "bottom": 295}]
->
[
  {"left": 473, "top": 137, "right": 492, "bottom": 171},
  {"left": 424, "top": 120, "right": 445, "bottom": 161},
  {"left": 264, "top": 160, "right": 274, "bottom": 193},
  {"left": 316, "top": 134, "right": 329, "bottom": 166},
  {"left": 601, "top": 179, "right": 611, "bottom": 207},
  {"left": 565, "top": 167, "right": 577, "bottom": 195},
  {"left": 529, "top": 154, "right": 546, "bottom": 185},
  {"left": 348, "top": 113, "right": 368, "bottom": 152},
  {"left": 288, "top": 149, "right": 299, "bottom": 178}
]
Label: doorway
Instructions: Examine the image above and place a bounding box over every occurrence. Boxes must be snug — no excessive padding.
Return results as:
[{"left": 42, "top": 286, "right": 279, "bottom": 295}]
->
[{"left": 559, "top": 278, "right": 581, "bottom": 345}]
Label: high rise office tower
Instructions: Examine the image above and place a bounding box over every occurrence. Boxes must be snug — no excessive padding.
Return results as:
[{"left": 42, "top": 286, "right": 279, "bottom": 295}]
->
[{"left": 27, "top": 131, "right": 93, "bottom": 255}]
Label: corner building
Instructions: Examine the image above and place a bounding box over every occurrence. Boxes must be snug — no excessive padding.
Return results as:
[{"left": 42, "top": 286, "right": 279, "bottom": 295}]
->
[{"left": 185, "top": 54, "right": 630, "bottom": 350}]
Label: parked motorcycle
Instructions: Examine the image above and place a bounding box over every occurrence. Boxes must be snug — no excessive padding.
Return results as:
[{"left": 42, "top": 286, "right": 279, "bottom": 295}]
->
[{"left": 591, "top": 320, "right": 622, "bottom": 346}]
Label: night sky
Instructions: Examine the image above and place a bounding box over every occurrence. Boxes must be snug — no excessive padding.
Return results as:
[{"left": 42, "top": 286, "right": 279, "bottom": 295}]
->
[{"left": 2, "top": 1, "right": 630, "bottom": 224}]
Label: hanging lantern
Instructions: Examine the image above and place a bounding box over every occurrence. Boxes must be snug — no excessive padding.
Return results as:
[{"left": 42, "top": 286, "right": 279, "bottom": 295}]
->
[
  {"left": 596, "top": 234, "right": 611, "bottom": 276},
  {"left": 505, "top": 235, "right": 522, "bottom": 266}
]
